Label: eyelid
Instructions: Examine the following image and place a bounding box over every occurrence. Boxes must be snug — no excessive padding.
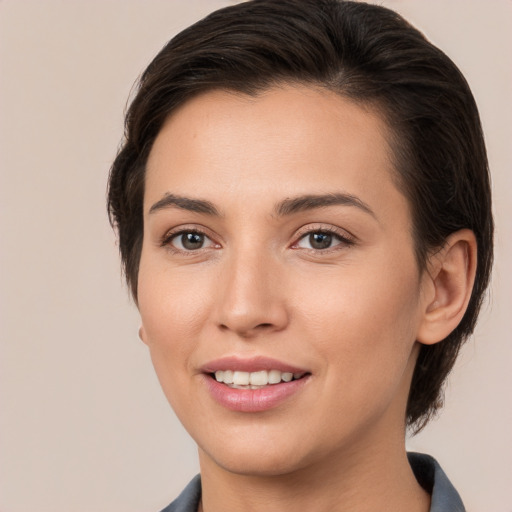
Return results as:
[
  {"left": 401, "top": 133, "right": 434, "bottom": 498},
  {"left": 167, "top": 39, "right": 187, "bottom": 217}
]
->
[
  {"left": 158, "top": 222, "right": 355, "bottom": 254},
  {"left": 160, "top": 224, "right": 222, "bottom": 252},
  {"left": 291, "top": 223, "right": 356, "bottom": 250}
]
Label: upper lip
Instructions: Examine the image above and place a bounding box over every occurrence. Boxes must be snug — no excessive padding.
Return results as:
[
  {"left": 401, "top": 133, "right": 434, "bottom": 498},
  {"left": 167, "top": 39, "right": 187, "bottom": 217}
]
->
[{"left": 201, "top": 355, "right": 309, "bottom": 374}]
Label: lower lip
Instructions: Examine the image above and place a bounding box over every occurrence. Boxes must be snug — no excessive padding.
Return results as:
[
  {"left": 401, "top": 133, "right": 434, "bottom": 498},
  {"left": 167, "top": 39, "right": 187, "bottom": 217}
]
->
[{"left": 204, "top": 375, "right": 310, "bottom": 412}]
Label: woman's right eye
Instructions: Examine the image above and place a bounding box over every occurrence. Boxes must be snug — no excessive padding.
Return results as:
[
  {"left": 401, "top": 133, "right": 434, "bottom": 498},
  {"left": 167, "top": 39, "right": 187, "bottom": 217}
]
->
[{"left": 166, "top": 231, "right": 217, "bottom": 252}]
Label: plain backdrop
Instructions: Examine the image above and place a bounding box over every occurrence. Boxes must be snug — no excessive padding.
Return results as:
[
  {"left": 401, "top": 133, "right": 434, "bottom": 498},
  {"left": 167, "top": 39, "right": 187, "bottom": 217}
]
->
[{"left": 0, "top": 1, "right": 510, "bottom": 511}]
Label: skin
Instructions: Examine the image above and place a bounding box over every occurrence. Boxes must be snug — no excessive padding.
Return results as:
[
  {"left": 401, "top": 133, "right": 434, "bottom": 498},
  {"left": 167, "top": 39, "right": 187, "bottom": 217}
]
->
[{"left": 137, "top": 85, "right": 476, "bottom": 512}]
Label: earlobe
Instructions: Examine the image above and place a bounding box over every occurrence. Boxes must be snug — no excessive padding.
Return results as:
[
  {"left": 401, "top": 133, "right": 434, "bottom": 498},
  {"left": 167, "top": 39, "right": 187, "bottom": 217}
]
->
[
  {"left": 138, "top": 326, "right": 149, "bottom": 345},
  {"left": 417, "top": 229, "right": 477, "bottom": 345}
]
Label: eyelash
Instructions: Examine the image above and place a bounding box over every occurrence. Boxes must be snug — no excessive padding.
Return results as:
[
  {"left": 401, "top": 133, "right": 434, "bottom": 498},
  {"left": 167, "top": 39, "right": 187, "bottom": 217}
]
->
[
  {"left": 160, "top": 225, "right": 355, "bottom": 255},
  {"left": 292, "top": 225, "right": 356, "bottom": 253},
  {"left": 160, "top": 227, "right": 218, "bottom": 254}
]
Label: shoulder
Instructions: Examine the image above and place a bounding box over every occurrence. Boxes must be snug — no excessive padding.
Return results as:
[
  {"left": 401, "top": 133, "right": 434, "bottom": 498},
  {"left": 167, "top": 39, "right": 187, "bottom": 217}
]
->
[
  {"left": 408, "top": 452, "right": 466, "bottom": 512},
  {"left": 159, "top": 474, "right": 201, "bottom": 512}
]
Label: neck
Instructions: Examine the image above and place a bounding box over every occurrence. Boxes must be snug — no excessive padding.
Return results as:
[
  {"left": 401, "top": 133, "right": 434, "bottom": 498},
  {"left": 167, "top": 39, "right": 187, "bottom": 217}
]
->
[{"left": 198, "top": 433, "right": 430, "bottom": 512}]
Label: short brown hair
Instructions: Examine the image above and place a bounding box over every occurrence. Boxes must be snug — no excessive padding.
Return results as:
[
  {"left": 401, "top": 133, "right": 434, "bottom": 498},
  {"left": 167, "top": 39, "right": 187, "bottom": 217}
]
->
[{"left": 108, "top": 0, "right": 493, "bottom": 432}]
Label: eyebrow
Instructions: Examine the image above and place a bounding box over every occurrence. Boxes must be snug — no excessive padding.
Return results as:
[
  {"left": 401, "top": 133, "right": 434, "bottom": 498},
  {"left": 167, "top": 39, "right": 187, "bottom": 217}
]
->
[
  {"left": 275, "top": 193, "right": 376, "bottom": 218},
  {"left": 149, "top": 193, "right": 220, "bottom": 216},
  {"left": 148, "top": 192, "right": 375, "bottom": 219}
]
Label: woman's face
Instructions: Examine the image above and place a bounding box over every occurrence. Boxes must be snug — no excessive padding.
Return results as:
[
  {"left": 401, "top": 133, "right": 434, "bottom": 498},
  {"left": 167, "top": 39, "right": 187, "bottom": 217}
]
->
[{"left": 138, "top": 85, "right": 431, "bottom": 476}]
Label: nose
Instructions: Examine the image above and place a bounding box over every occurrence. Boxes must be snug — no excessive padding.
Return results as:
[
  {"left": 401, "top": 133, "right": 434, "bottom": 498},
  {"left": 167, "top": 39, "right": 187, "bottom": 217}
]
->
[{"left": 214, "top": 250, "right": 289, "bottom": 338}]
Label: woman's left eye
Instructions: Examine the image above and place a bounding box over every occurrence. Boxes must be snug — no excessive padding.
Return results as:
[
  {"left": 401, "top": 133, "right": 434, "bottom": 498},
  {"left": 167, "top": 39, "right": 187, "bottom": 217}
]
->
[{"left": 295, "top": 231, "right": 351, "bottom": 251}]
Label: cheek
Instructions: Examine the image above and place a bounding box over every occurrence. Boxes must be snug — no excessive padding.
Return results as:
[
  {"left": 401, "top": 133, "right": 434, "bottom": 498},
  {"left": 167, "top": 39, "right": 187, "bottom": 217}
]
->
[
  {"left": 137, "top": 253, "right": 214, "bottom": 365},
  {"left": 140, "top": 286, "right": 206, "bottom": 341},
  {"left": 300, "top": 253, "right": 420, "bottom": 329},
  {"left": 137, "top": 257, "right": 215, "bottom": 415},
  {"left": 296, "top": 253, "right": 422, "bottom": 382}
]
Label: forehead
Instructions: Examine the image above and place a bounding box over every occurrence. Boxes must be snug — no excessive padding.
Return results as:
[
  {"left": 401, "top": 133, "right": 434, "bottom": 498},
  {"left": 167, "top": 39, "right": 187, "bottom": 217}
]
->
[{"left": 145, "top": 84, "right": 405, "bottom": 220}]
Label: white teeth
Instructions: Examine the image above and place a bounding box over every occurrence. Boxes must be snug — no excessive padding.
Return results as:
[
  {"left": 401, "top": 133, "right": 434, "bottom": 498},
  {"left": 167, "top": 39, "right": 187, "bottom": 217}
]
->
[
  {"left": 268, "top": 369, "right": 281, "bottom": 384},
  {"left": 233, "top": 371, "right": 250, "bottom": 386},
  {"left": 249, "top": 370, "right": 268, "bottom": 386},
  {"left": 213, "top": 369, "right": 305, "bottom": 387}
]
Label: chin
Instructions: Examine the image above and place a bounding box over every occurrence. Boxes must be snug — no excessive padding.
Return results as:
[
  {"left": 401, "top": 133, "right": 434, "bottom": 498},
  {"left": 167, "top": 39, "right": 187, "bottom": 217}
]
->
[
  {"left": 196, "top": 425, "right": 330, "bottom": 478},
  {"left": 204, "top": 447, "right": 312, "bottom": 477}
]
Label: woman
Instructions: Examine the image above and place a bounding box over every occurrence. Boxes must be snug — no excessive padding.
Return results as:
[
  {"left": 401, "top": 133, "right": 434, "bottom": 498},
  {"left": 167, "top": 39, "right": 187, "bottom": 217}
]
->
[{"left": 108, "top": 1, "right": 493, "bottom": 510}]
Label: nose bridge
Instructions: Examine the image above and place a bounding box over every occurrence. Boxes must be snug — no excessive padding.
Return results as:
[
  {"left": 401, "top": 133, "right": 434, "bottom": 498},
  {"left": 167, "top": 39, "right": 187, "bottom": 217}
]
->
[{"left": 215, "top": 240, "right": 288, "bottom": 336}]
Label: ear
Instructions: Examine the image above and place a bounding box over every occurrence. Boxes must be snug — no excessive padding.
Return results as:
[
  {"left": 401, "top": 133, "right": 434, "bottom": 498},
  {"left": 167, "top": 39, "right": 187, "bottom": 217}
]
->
[
  {"left": 417, "top": 229, "right": 477, "bottom": 345},
  {"left": 138, "top": 326, "right": 149, "bottom": 346}
]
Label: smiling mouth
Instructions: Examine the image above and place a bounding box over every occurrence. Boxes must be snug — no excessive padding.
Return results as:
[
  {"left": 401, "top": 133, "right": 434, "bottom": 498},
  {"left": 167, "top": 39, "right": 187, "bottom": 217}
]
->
[{"left": 211, "top": 369, "right": 308, "bottom": 389}]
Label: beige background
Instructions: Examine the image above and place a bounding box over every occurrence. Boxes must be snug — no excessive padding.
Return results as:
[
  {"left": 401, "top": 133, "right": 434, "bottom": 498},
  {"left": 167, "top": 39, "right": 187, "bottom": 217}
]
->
[{"left": 0, "top": 1, "right": 510, "bottom": 511}]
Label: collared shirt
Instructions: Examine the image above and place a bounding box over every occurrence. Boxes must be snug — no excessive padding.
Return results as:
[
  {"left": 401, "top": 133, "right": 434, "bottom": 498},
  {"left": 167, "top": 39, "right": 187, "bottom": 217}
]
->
[{"left": 160, "top": 452, "right": 465, "bottom": 512}]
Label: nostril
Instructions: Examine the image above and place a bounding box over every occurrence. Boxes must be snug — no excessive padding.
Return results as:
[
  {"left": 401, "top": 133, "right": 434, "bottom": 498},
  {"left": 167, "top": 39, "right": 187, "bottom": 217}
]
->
[
  {"left": 218, "top": 322, "right": 275, "bottom": 333},
  {"left": 256, "top": 323, "right": 273, "bottom": 329}
]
